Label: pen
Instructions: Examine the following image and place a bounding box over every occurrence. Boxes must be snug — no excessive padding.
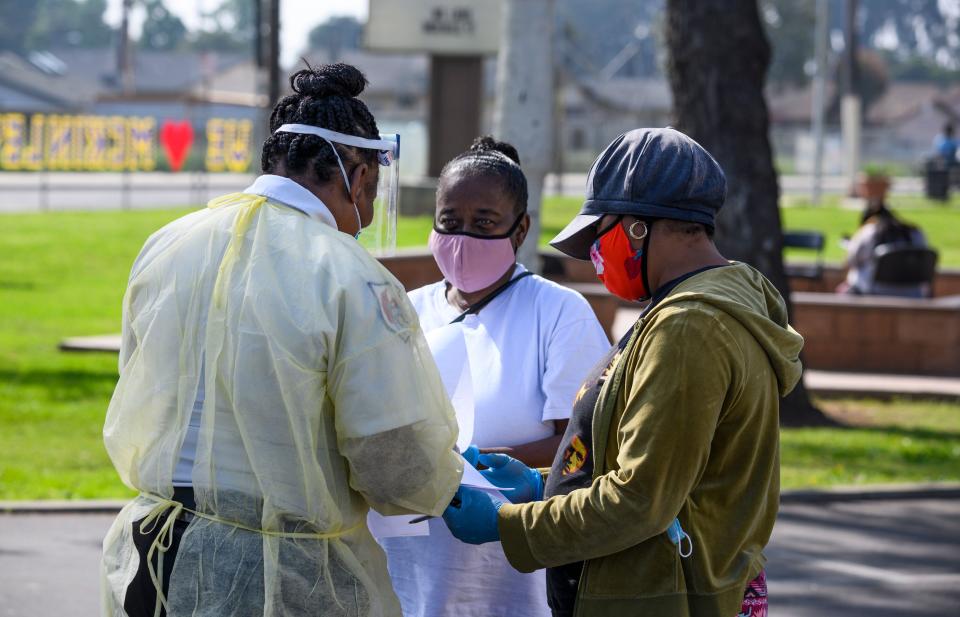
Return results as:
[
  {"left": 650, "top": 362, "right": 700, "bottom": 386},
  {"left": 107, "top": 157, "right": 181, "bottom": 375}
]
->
[{"left": 408, "top": 496, "right": 461, "bottom": 524}]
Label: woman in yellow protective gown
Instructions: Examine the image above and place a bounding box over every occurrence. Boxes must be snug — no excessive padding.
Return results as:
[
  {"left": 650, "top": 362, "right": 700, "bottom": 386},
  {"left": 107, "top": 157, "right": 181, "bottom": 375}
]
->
[{"left": 101, "top": 63, "right": 462, "bottom": 617}]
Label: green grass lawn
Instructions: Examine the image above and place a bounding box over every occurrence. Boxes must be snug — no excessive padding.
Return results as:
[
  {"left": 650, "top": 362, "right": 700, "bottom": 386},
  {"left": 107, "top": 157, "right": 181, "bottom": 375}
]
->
[
  {"left": 1, "top": 201, "right": 959, "bottom": 500},
  {"left": 781, "top": 398, "right": 960, "bottom": 488},
  {"left": 0, "top": 210, "right": 185, "bottom": 499}
]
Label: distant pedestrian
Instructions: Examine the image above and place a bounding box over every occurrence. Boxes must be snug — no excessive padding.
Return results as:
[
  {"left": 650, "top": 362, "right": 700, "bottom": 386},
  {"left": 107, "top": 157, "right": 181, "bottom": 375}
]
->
[
  {"left": 838, "top": 199, "right": 929, "bottom": 297},
  {"left": 933, "top": 122, "right": 958, "bottom": 165}
]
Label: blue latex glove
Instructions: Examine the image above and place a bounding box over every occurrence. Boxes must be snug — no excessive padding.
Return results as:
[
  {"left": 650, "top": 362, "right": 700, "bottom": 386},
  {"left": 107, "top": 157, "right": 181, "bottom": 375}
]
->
[
  {"left": 477, "top": 453, "right": 544, "bottom": 504},
  {"left": 442, "top": 487, "right": 504, "bottom": 545},
  {"left": 461, "top": 444, "right": 480, "bottom": 467}
]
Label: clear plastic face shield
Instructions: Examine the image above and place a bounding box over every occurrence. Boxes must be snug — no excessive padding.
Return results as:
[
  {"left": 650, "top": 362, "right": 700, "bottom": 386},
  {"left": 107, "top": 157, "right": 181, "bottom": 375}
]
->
[{"left": 274, "top": 123, "right": 400, "bottom": 255}]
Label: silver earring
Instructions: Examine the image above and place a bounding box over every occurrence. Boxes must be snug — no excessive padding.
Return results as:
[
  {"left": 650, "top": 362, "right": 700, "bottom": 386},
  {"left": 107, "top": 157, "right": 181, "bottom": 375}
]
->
[{"left": 628, "top": 221, "right": 648, "bottom": 240}]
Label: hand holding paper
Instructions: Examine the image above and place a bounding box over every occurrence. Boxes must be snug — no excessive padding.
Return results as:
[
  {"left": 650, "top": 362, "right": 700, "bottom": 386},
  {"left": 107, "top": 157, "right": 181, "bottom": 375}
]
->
[{"left": 476, "top": 453, "right": 543, "bottom": 503}]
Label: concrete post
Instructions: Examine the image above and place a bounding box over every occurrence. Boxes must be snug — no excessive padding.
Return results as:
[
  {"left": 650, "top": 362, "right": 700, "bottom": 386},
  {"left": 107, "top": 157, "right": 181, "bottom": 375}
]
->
[
  {"left": 494, "top": 0, "right": 555, "bottom": 272},
  {"left": 811, "top": 0, "right": 828, "bottom": 205}
]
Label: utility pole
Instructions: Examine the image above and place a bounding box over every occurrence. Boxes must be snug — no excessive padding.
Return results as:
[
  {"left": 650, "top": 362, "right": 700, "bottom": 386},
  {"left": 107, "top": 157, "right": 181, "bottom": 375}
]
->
[
  {"left": 810, "top": 0, "right": 828, "bottom": 204},
  {"left": 267, "top": 0, "right": 281, "bottom": 106},
  {"left": 253, "top": 0, "right": 276, "bottom": 158},
  {"left": 118, "top": 0, "right": 135, "bottom": 95},
  {"left": 841, "top": 0, "right": 862, "bottom": 195},
  {"left": 494, "top": 0, "right": 555, "bottom": 272},
  {"left": 116, "top": 0, "right": 135, "bottom": 210},
  {"left": 254, "top": 0, "right": 263, "bottom": 70}
]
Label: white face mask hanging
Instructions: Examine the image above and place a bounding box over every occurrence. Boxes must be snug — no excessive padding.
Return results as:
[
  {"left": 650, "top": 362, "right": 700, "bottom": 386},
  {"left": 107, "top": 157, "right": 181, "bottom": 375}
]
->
[{"left": 273, "top": 123, "right": 400, "bottom": 254}]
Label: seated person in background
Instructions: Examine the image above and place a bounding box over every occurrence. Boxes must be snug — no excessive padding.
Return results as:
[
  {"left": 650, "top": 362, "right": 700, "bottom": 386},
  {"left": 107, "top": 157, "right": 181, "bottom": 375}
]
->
[
  {"left": 933, "top": 122, "right": 958, "bottom": 165},
  {"left": 380, "top": 136, "right": 610, "bottom": 617},
  {"left": 838, "top": 199, "right": 928, "bottom": 296}
]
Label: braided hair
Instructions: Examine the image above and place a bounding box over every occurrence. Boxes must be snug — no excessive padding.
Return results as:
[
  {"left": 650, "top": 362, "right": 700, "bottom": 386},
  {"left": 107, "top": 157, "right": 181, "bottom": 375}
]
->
[
  {"left": 438, "top": 136, "right": 528, "bottom": 215},
  {"left": 261, "top": 63, "right": 380, "bottom": 184}
]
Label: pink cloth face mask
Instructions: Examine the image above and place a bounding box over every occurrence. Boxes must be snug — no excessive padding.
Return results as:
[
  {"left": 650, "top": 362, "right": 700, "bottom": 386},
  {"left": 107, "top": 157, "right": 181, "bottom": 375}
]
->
[{"left": 429, "top": 214, "right": 523, "bottom": 293}]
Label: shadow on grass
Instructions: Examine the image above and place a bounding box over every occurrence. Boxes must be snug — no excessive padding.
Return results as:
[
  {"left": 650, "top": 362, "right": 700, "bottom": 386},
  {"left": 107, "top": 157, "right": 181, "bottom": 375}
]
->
[
  {"left": 0, "top": 280, "right": 36, "bottom": 290},
  {"left": 0, "top": 368, "right": 118, "bottom": 402}
]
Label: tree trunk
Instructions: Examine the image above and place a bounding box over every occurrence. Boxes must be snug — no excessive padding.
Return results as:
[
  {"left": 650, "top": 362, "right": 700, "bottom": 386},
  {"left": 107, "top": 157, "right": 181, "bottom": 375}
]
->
[
  {"left": 494, "top": 0, "right": 555, "bottom": 272},
  {"left": 665, "top": 0, "right": 833, "bottom": 427}
]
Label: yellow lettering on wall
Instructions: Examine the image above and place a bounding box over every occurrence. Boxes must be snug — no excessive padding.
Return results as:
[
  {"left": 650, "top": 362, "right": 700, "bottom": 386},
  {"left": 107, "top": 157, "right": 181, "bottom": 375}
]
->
[
  {"left": 1, "top": 113, "right": 26, "bottom": 170},
  {"left": 71, "top": 115, "right": 85, "bottom": 169},
  {"left": 104, "top": 116, "right": 125, "bottom": 171},
  {"left": 225, "top": 119, "right": 253, "bottom": 173},
  {"left": 45, "top": 115, "right": 73, "bottom": 170},
  {"left": 0, "top": 113, "right": 249, "bottom": 172},
  {"left": 22, "top": 114, "right": 44, "bottom": 171},
  {"left": 82, "top": 116, "right": 108, "bottom": 170},
  {"left": 126, "top": 117, "right": 156, "bottom": 171},
  {"left": 205, "top": 118, "right": 226, "bottom": 172}
]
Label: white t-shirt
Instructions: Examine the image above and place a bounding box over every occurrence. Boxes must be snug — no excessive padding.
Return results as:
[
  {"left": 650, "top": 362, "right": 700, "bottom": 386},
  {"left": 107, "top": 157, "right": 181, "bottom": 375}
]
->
[{"left": 381, "top": 265, "right": 610, "bottom": 617}]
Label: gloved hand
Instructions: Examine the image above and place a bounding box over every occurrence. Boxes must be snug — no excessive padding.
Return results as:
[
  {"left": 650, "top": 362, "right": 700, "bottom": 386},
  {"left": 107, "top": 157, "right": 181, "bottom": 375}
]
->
[
  {"left": 461, "top": 444, "right": 480, "bottom": 467},
  {"left": 442, "top": 487, "right": 504, "bottom": 545},
  {"left": 477, "top": 453, "right": 544, "bottom": 504}
]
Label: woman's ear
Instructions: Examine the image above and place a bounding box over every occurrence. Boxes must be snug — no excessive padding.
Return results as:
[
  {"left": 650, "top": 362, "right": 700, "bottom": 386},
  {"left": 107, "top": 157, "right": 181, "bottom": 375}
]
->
[
  {"left": 348, "top": 162, "right": 370, "bottom": 205},
  {"left": 513, "top": 212, "right": 531, "bottom": 251}
]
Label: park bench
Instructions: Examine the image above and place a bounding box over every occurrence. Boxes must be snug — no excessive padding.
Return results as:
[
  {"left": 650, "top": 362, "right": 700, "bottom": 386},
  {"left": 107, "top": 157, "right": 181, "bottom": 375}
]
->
[
  {"left": 871, "top": 245, "right": 938, "bottom": 298},
  {"left": 59, "top": 334, "right": 122, "bottom": 353},
  {"left": 781, "top": 230, "right": 825, "bottom": 280}
]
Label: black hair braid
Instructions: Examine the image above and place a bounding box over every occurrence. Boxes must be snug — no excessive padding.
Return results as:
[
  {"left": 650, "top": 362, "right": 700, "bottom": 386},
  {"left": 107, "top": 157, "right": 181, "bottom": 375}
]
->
[
  {"left": 439, "top": 135, "right": 528, "bottom": 215},
  {"left": 470, "top": 135, "right": 520, "bottom": 165},
  {"left": 261, "top": 63, "right": 380, "bottom": 184}
]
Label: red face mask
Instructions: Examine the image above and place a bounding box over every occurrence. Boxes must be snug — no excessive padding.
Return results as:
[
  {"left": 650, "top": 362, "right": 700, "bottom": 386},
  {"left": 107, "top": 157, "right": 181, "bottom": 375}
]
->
[{"left": 590, "top": 221, "right": 650, "bottom": 301}]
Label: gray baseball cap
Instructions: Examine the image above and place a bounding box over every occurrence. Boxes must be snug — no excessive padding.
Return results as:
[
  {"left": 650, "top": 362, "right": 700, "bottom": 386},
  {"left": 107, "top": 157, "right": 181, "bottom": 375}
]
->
[{"left": 550, "top": 127, "right": 727, "bottom": 260}]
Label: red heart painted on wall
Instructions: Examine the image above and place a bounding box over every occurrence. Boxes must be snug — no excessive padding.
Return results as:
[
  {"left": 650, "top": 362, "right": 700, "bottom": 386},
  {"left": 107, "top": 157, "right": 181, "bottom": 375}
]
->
[{"left": 160, "top": 120, "right": 194, "bottom": 172}]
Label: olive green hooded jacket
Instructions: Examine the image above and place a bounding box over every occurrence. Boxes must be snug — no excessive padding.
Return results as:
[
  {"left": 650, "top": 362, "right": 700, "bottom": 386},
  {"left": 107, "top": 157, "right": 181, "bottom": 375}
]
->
[{"left": 498, "top": 262, "right": 804, "bottom": 617}]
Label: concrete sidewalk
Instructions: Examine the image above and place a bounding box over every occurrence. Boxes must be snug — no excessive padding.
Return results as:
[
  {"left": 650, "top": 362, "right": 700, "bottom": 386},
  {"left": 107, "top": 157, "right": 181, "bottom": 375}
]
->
[{"left": 804, "top": 370, "right": 960, "bottom": 399}]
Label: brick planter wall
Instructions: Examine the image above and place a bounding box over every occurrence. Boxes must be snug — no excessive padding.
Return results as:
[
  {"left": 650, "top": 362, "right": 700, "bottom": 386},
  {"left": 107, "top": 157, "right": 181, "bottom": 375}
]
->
[
  {"left": 787, "top": 265, "right": 960, "bottom": 297},
  {"left": 791, "top": 292, "right": 960, "bottom": 376}
]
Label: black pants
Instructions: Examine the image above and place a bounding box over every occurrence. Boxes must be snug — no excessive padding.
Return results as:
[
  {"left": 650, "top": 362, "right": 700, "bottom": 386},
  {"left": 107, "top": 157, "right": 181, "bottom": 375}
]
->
[{"left": 123, "top": 488, "right": 194, "bottom": 617}]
